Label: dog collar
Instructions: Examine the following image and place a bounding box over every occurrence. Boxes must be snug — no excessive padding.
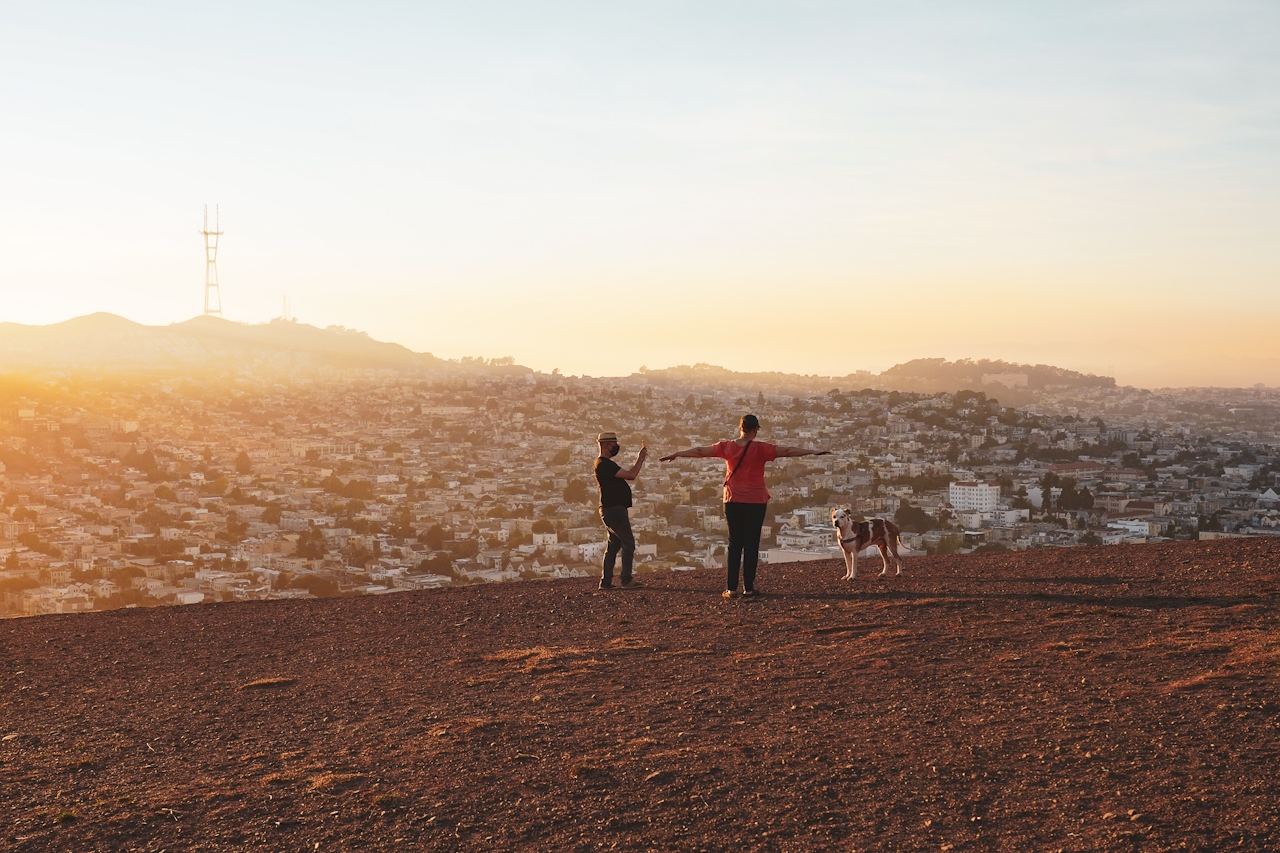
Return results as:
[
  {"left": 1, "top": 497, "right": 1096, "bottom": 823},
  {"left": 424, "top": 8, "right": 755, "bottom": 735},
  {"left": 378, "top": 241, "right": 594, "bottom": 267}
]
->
[{"left": 840, "top": 536, "right": 860, "bottom": 544}]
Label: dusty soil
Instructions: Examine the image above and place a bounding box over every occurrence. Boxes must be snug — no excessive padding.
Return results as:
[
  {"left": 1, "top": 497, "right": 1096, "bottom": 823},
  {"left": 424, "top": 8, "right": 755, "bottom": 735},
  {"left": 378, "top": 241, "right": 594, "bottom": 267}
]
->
[{"left": 2, "top": 538, "right": 1279, "bottom": 852}]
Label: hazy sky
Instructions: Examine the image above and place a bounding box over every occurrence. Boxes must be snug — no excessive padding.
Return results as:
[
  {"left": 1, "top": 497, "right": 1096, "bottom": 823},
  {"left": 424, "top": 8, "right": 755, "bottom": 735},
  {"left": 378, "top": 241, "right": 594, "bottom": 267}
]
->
[{"left": 2, "top": 2, "right": 1278, "bottom": 386}]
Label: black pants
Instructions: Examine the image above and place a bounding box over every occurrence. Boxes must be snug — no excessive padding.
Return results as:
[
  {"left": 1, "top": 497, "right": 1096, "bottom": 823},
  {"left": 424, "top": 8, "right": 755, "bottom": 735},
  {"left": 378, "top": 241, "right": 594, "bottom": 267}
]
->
[
  {"left": 600, "top": 506, "right": 635, "bottom": 584},
  {"left": 724, "top": 501, "right": 768, "bottom": 593}
]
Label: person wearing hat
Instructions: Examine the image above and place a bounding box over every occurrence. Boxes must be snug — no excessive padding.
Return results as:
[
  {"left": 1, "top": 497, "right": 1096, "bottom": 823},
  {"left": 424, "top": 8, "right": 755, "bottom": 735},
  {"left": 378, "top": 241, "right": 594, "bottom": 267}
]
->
[{"left": 594, "top": 431, "right": 647, "bottom": 589}]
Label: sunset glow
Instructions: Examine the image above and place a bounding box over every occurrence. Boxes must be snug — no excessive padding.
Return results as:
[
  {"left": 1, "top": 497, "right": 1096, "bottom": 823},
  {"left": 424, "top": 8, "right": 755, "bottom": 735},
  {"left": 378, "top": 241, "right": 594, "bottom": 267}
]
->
[{"left": 2, "top": 3, "right": 1278, "bottom": 386}]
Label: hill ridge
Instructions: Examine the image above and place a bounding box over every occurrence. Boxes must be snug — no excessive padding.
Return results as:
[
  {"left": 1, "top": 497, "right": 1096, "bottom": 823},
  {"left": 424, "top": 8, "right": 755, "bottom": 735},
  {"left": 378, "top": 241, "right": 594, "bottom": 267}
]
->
[{"left": 0, "top": 313, "right": 443, "bottom": 373}]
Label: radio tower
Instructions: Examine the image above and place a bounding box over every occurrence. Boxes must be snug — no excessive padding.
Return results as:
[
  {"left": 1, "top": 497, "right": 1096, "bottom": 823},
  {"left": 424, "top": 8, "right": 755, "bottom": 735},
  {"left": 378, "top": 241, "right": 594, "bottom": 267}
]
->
[{"left": 200, "top": 204, "right": 223, "bottom": 317}]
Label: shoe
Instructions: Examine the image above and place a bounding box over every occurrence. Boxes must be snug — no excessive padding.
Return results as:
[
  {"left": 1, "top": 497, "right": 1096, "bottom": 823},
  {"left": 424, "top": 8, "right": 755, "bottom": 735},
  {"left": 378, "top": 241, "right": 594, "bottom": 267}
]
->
[
  {"left": 722, "top": 590, "right": 738, "bottom": 599},
  {"left": 598, "top": 582, "right": 614, "bottom": 590},
  {"left": 741, "top": 589, "right": 758, "bottom": 598},
  {"left": 620, "top": 579, "right": 644, "bottom": 589}
]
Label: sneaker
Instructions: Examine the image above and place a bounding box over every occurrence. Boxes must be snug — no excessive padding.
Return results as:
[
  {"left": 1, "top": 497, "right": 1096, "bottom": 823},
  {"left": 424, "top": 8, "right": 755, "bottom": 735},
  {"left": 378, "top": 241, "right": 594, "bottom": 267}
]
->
[
  {"left": 741, "top": 589, "right": 758, "bottom": 598},
  {"left": 722, "top": 590, "right": 738, "bottom": 599},
  {"left": 620, "top": 579, "right": 644, "bottom": 589},
  {"left": 598, "top": 582, "right": 614, "bottom": 590}
]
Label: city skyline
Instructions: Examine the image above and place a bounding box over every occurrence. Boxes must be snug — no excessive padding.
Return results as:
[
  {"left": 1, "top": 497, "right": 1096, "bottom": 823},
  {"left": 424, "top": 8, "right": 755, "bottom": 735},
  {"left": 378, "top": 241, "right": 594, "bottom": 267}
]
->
[{"left": 2, "top": 3, "right": 1278, "bottom": 387}]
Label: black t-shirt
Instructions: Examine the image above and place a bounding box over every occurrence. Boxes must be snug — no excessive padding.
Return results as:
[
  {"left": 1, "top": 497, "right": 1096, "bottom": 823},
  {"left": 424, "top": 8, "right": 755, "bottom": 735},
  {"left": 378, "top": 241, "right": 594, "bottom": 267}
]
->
[{"left": 594, "top": 457, "right": 632, "bottom": 509}]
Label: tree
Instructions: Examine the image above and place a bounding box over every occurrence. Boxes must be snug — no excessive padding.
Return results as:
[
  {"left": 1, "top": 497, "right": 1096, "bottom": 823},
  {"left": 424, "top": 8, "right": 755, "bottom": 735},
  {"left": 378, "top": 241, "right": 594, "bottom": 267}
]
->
[
  {"left": 18, "top": 532, "right": 59, "bottom": 558},
  {"left": 416, "top": 553, "right": 455, "bottom": 577},
  {"left": 551, "top": 448, "right": 571, "bottom": 465},
  {"left": 0, "top": 573, "right": 38, "bottom": 594},
  {"left": 424, "top": 524, "right": 447, "bottom": 549},
  {"left": 123, "top": 449, "right": 161, "bottom": 480},
  {"left": 391, "top": 506, "right": 415, "bottom": 539},
  {"left": 563, "top": 480, "right": 590, "bottom": 504},
  {"left": 531, "top": 518, "right": 555, "bottom": 534},
  {"left": 894, "top": 501, "right": 934, "bottom": 534},
  {"left": 235, "top": 451, "right": 252, "bottom": 475},
  {"left": 931, "top": 534, "right": 962, "bottom": 555},
  {"left": 4, "top": 551, "right": 18, "bottom": 571},
  {"left": 448, "top": 538, "right": 479, "bottom": 559},
  {"left": 220, "top": 511, "right": 249, "bottom": 543},
  {"left": 1058, "top": 481, "right": 1094, "bottom": 511},
  {"left": 1039, "top": 472, "right": 1061, "bottom": 511},
  {"left": 261, "top": 504, "right": 282, "bottom": 525},
  {"left": 295, "top": 527, "right": 328, "bottom": 559},
  {"left": 288, "top": 574, "right": 340, "bottom": 598},
  {"left": 138, "top": 505, "right": 173, "bottom": 532}
]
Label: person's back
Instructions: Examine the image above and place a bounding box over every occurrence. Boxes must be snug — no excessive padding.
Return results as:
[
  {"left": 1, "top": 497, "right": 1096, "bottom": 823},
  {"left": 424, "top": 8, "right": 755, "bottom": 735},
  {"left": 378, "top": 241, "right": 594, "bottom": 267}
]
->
[{"left": 659, "top": 414, "right": 827, "bottom": 597}]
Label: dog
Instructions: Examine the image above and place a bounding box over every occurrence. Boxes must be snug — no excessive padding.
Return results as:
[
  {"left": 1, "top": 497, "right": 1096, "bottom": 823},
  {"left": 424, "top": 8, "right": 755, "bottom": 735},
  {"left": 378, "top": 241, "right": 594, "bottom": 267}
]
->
[{"left": 831, "top": 508, "right": 905, "bottom": 580}]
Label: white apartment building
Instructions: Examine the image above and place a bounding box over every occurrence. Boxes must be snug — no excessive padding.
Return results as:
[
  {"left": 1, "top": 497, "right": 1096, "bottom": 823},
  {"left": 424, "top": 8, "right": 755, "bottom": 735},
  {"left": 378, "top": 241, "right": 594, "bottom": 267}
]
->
[{"left": 949, "top": 481, "right": 1000, "bottom": 513}]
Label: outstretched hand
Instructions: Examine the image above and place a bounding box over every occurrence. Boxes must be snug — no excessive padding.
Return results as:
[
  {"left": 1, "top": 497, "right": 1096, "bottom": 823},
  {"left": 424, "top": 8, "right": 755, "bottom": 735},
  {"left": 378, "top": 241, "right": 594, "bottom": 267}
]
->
[{"left": 659, "top": 453, "right": 676, "bottom": 462}]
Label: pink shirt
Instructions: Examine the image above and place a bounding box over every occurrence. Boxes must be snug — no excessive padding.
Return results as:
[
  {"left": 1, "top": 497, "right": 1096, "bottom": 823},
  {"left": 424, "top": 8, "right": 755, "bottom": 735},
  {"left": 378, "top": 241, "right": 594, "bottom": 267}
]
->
[{"left": 713, "top": 440, "right": 778, "bottom": 504}]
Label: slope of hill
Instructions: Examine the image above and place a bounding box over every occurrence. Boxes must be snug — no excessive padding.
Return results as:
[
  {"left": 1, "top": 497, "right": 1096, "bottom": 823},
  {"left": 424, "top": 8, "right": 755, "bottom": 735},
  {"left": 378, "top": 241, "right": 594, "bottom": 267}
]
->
[
  {"left": 0, "top": 313, "right": 444, "bottom": 373},
  {"left": 2, "top": 539, "right": 1278, "bottom": 851},
  {"left": 877, "top": 358, "right": 1116, "bottom": 396}
]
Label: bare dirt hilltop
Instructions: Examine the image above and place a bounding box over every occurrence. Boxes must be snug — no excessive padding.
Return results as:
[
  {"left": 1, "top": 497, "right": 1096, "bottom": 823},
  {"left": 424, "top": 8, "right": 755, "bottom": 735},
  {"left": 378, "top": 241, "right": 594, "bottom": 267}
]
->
[{"left": 3, "top": 539, "right": 1279, "bottom": 852}]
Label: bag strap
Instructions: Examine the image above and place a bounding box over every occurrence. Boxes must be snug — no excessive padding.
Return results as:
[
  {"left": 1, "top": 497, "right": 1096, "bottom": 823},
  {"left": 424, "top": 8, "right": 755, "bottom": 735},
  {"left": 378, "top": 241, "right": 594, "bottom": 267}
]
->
[{"left": 724, "top": 440, "right": 754, "bottom": 485}]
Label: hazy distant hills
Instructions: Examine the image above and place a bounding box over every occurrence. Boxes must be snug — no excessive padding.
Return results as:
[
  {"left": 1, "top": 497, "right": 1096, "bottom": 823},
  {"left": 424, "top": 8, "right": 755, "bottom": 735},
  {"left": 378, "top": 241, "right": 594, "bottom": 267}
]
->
[
  {"left": 0, "top": 313, "right": 445, "bottom": 373},
  {"left": 637, "top": 358, "right": 1115, "bottom": 400},
  {"left": 876, "top": 358, "right": 1116, "bottom": 396},
  {"left": 0, "top": 313, "right": 1118, "bottom": 395}
]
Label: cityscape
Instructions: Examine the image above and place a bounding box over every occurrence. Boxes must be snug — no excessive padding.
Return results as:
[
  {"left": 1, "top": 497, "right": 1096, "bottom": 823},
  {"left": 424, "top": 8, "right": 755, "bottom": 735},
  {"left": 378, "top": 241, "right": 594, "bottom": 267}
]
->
[
  {"left": 4, "top": 5, "right": 1278, "bottom": 849},
  {"left": 4, "top": 324, "right": 1278, "bottom": 617}
]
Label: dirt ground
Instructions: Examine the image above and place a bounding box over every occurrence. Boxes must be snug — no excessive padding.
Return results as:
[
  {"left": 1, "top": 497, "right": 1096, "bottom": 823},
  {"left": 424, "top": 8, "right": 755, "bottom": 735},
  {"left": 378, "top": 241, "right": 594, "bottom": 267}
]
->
[{"left": 2, "top": 537, "right": 1279, "bottom": 852}]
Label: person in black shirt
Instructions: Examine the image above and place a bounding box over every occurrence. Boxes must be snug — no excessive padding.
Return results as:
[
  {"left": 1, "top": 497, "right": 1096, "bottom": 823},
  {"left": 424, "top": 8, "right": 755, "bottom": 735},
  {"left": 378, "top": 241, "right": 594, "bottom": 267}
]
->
[{"left": 594, "top": 431, "right": 647, "bottom": 589}]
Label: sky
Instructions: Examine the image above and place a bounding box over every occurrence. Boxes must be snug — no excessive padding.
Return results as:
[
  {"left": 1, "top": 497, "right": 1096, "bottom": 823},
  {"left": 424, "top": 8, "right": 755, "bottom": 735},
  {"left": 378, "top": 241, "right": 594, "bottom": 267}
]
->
[{"left": 1, "top": 2, "right": 1278, "bottom": 387}]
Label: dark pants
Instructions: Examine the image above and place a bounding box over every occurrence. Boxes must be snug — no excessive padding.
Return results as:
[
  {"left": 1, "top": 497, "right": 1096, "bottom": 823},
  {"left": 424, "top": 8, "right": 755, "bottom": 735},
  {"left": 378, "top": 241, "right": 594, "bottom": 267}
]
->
[
  {"left": 724, "top": 501, "right": 768, "bottom": 593},
  {"left": 600, "top": 506, "right": 635, "bottom": 584}
]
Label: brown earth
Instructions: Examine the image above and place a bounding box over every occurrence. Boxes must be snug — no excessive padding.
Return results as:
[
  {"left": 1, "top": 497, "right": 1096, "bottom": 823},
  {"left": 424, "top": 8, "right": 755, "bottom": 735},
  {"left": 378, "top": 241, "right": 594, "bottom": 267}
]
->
[{"left": 3, "top": 538, "right": 1279, "bottom": 852}]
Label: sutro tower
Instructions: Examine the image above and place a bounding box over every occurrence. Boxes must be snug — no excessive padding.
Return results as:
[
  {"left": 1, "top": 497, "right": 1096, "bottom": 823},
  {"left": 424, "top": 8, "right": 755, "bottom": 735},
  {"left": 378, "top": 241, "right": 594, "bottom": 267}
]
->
[{"left": 200, "top": 204, "right": 223, "bottom": 317}]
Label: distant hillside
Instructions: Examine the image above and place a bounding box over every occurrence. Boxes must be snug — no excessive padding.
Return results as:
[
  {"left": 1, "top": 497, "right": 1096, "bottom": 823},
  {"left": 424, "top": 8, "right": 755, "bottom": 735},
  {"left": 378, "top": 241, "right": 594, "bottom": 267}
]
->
[
  {"left": 636, "top": 362, "right": 861, "bottom": 394},
  {"left": 636, "top": 358, "right": 1115, "bottom": 399},
  {"left": 876, "top": 358, "right": 1116, "bottom": 396},
  {"left": 0, "top": 313, "right": 447, "bottom": 373}
]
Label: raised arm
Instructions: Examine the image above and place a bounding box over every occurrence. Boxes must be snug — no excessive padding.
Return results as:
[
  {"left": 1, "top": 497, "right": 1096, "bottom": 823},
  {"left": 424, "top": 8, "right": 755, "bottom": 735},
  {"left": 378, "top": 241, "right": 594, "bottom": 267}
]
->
[
  {"left": 774, "top": 446, "right": 831, "bottom": 458},
  {"left": 615, "top": 442, "right": 648, "bottom": 480},
  {"left": 659, "top": 444, "right": 718, "bottom": 462}
]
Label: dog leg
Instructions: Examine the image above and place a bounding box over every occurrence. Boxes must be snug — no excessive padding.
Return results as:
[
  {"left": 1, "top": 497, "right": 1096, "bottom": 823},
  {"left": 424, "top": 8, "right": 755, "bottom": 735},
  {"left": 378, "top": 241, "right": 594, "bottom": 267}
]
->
[
  {"left": 877, "top": 543, "right": 891, "bottom": 576},
  {"left": 848, "top": 550, "right": 857, "bottom": 581}
]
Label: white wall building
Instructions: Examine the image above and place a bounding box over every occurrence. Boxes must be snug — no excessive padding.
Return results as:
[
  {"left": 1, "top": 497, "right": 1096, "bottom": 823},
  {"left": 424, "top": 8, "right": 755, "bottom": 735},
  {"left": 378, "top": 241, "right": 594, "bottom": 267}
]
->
[{"left": 949, "top": 481, "right": 1000, "bottom": 513}]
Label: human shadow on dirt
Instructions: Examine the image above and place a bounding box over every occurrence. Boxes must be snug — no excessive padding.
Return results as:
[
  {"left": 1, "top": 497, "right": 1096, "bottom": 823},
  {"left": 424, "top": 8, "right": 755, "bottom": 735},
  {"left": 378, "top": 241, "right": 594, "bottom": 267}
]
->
[
  {"left": 762, "top": 586, "right": 1269, "bottom": 611},
  {"left": 612, "top": 579, "right": 1268, "bottom": 612}
]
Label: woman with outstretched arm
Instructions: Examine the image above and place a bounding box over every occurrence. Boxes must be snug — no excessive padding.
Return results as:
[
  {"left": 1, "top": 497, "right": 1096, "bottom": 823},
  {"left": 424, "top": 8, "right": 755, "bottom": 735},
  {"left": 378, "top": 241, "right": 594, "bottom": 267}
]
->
[{"left": 659, "top": 414, "right": 829, "bottom": 599}]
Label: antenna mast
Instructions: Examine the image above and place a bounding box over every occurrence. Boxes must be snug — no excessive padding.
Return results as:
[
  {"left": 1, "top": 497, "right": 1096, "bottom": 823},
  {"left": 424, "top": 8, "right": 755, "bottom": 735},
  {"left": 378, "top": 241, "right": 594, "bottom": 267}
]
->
[{"left": 201, "top": 205, "right": 223, "bottom": 317}]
